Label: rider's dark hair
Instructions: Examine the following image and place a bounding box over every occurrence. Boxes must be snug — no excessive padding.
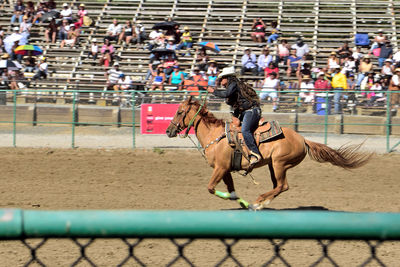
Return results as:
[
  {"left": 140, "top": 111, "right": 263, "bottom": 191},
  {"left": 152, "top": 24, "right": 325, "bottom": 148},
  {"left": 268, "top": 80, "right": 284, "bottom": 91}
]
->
[{"left": 227, "top": 76, "right": 260, "bottom": 106}]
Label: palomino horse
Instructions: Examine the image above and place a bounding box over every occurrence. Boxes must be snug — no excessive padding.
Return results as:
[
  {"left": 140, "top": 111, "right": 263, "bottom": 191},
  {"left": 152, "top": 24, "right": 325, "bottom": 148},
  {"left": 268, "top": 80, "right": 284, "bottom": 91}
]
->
[{"left": 166, "top": 96, "right": 372, "bottom": 210}]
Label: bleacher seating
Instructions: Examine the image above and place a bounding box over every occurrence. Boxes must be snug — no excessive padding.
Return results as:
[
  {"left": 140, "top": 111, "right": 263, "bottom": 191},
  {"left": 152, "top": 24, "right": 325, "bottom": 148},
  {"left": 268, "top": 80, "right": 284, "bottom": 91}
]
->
[{"left": 0, "top": 0, "right": 398, "bottom": 113}]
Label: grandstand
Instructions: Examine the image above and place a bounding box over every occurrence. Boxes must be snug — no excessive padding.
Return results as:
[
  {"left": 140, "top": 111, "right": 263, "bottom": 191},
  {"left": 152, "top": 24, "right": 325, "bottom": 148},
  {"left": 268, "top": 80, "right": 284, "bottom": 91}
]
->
[{"left": 0, "top": 0, "right": 399, "bottom": 112}]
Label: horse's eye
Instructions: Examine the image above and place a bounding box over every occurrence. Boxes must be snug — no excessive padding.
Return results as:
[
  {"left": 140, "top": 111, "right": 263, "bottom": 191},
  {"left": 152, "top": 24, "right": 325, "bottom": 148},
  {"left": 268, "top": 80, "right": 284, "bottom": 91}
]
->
[{"left": 177, "top": 111, "right": 183, "bottom": 115}]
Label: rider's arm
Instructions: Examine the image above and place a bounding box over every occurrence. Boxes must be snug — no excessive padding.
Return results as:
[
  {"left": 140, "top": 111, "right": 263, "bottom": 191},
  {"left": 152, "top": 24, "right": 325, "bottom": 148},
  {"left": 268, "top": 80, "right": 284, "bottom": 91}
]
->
[{"left": 212, "top": 80, "right": 237, "bottom": 98}]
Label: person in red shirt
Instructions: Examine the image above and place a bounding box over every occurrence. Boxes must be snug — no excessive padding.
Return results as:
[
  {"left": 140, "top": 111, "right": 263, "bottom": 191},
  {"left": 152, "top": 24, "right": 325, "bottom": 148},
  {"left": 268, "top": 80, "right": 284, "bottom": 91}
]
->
[
  {"left": 314, "top": 72, "right": 332, "bottom": 91},
  {"left": 264, "top": 62, "right": 279, "bottom": 79}
]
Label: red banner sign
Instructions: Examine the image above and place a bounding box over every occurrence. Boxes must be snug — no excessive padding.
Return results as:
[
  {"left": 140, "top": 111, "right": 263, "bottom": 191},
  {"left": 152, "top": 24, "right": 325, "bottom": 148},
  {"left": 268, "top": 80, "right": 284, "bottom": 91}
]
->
[{"left": 140, "top": 104, "right": 195, "bottom": 135}]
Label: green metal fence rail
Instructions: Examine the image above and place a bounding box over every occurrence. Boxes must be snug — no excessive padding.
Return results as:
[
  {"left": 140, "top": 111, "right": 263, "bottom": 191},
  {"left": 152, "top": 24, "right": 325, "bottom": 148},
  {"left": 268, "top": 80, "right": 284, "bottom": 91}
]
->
[
  {"left": 0, "top": 89, "right": 399, "bottom": 152},
  {"left": 1, "top": 209, "right": 400, "bottom": 266}
]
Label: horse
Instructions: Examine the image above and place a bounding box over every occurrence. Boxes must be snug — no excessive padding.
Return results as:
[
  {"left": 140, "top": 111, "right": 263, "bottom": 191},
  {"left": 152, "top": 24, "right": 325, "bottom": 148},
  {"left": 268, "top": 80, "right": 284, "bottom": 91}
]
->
[{"left": 166, "top": 96, "right": 373, "bottom": 210}]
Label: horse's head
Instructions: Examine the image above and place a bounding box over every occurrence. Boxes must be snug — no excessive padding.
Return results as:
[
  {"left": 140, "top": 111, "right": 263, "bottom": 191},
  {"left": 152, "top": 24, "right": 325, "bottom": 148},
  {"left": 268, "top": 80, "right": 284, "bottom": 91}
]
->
[{"left": 166, "top": 96, "right": 198, "bottom": 138}]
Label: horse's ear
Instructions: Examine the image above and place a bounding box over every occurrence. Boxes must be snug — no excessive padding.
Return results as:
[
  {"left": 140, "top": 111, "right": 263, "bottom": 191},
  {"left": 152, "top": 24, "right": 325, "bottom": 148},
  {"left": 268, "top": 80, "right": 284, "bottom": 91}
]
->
[{"left": 187, "top": 95, "right": 193, "bottom": 103}]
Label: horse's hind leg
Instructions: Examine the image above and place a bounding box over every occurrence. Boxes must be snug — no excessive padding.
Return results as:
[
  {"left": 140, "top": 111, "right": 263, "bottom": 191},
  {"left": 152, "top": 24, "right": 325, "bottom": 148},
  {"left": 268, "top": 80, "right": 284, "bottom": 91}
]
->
[{"left": 250, "top": 162, "right": 289, "bottom": 210}]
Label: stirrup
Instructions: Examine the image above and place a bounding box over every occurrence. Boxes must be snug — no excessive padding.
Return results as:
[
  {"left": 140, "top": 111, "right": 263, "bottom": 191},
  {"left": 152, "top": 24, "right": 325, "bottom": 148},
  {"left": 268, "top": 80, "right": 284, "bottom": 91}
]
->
[{"left": 249, "top": 151, "right": 261, "bottom": 165}]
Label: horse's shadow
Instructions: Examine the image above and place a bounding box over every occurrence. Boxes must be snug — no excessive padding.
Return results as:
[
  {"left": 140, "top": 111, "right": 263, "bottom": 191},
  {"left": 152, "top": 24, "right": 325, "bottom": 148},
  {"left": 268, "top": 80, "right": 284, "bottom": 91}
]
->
[{"left": 223, "top": 206, "right": 337, "bottom": 212}]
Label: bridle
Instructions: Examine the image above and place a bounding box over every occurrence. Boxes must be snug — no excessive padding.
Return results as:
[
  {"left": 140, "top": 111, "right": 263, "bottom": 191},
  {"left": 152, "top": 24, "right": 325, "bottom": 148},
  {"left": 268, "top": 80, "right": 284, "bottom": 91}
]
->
[{"left": 171, "top": 94, "right": 208, "bottom": 138}]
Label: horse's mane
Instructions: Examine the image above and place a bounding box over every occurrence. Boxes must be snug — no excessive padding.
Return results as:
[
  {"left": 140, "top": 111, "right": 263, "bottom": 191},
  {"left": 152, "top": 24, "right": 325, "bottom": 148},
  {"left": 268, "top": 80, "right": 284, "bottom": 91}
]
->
[{"left": 190, "top": 100, "right": 225, "bottom": 128}]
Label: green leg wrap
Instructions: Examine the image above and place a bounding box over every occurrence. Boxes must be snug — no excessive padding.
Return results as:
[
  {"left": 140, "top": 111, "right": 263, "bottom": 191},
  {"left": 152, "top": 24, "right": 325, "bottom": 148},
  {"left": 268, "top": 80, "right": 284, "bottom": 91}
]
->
[
  {"left": 237, "top": 198, "right": 249, "bottom": 209},
  {"left": 214, "top": 190, "right": 231, "bottom": 200}
]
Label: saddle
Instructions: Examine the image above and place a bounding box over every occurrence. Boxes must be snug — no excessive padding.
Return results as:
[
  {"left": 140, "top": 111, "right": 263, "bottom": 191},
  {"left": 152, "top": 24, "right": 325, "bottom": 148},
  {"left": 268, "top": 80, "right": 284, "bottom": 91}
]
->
[{"left": 225, "top": 117, "right": 283, "bottom": 171}]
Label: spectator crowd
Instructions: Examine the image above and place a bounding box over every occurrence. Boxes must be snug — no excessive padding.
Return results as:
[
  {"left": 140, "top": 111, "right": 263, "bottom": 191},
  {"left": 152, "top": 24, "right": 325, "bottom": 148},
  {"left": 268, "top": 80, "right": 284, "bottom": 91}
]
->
[{"left": 0, "top": 4, "right": 399, "bottom": 111}]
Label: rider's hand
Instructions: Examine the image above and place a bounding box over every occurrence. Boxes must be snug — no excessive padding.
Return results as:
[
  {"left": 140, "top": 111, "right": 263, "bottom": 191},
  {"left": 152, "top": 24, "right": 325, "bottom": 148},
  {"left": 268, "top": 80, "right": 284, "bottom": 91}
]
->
[{"left": 207, "top": 86, "right": 214, "bottom": 93}]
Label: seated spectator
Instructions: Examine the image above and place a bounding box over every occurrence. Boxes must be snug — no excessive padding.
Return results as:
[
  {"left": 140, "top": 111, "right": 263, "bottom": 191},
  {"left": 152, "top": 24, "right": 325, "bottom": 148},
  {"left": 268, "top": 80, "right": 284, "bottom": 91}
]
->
[
  {"left": 241, "top": 47, "right": 258, "bottom": 76},
  {"left": 32, "top": 2, "right": 48, "bottom": 24},
  {"left": 10, "top": 40, "right": 22, "bottom": 62},
  {"left": 106, "top": 19, "right": 122, "bottom": 42},
  {"left": 11, "top": 0, "right": 25, "bottom": 24},
  {"left": 150, "top": 66, "right": 166, "bottom": 91},
  {"left": 24, "top": 1, "right": 35, "bottom": 23},
  {"left": 291, "top": 38, "right": 310, "bottom": 58},
  {"left": 257, "top": 48, "right": 273, "bottom": 75},
  {"left": 19, "top": 15, "right": 32, "bottom": 41},
  {"left": 356, "top": 55, "right": 373, "bottom": 88},
  {"left": 393, "top": 49, "right": 400, "bottom": 68},
  {"left": 8, "top": 70, "right": 25, "bottom": 90},
  {"left": 147, "top": 29, "right": 163, "bottom": 51},
  {"left": 99, "top": 38, "right": 115, "bottom": 67},
  {"left": 251, "top": 18, "right": 266, "bottom": 45},
  {"left": 186, "top": 66, "right": 207, "bottom": 93},
  {"left": 74, "top": 4, "right": 88, "bottom": 29},
  {"left": 327, "top": 52, "right": 339, "bottom": 70},
  {"left": 343, "top": 56, "right": 357, "bottom": 76},
  {"left": 299, "top": 75, "right": 315, "bottom": 104},
  {"left": 352, "top": 46, "right": 363, "bottom": 69},
  {"left": 169, "top": 65, "right": 185, "bottom": 90},
  {"left": 166, "top": 37, "right": 177, "bottom": 50},
  {"left": 378, "top": 42, "right": 393, "bottom": 67},
  {"left": 118, "top": 20, "right": 134, "bottom": 46},
  {"left": 60, "top": 24, "right": 78, "bottom": 48},
  {"left": 370, "top": 29, "right": 387, "bottom": 52},
  {"left": 32, "top": 57, "right": 48, "bottom": 80},
  {"left": 58, "top": 19, "right": 69, "bottom": 41},
  {"left": 132, "top": 21, "right": 146, "bottom": 47},
  {"left": 24, "top": 54, "right": 36, "bottom": 73},
  {"left": 337, "top": 41, "right": 352, "bottom": 64},
  {"left": 177, "top": 26, "right": 193, "bottom": 56},
  {"left": 266, "top": 21, "right": 280, "bottom": 45},
  {"left": 145, "top": 53, "right": 162, "bottom": 82},
  {"left": 166, "top": 23, "right": 181, "bottom": 44},
  {"left": 88, "top": 38, "right": 99, "bottom": 62},
  {"left": 113, "top": 73, "right": 132, "bottom": 101},
  {"left": 360, "top": 72, "right": 376, "bottom": 91},
  {"left": 286, "top": 49, "right": 302, "bottom": 78},
  {"left": 60, "top": 3, "right": 72, "bottom": 21},
  {"left": 368, "top": 79, "right": 384, "bottom": 106},
  {"left": 206, "top": 60, "right": 218, "bottom": 76},
  {"left": 163, "top": 53, "right": 178, "bottom": 76},
  {"left": 381, "top": 59, "right": 394, "bottom": 79},
  {"left": 207, "top": 73, "right": 217, "bottom": 87},
  {"left": 44, "top": 18, "right": 57, "bottom": 43},
  {"left": 276, "top": 39, "right": 290, "bottom": 66},
  {"left": 196, "top": 48, "right": 209, "bottom": 71},
  {"left": 389, "top": 68, "right": 400, "bottom": 109},
  {"left": 264, "top": 62, "right": 279, "bottom": 79},
  {"left": 260, "top": 72, "right": 279, "bottom": 111},
  {"left": 105, "top": 62, "right": 123, "bottom": 90}
]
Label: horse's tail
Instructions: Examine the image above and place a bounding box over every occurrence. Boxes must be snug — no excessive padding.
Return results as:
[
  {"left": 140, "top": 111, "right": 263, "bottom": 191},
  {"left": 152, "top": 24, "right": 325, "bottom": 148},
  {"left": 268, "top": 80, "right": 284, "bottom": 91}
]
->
[{"left": 304, "top": 139, "right": 373, "bottom": 169}]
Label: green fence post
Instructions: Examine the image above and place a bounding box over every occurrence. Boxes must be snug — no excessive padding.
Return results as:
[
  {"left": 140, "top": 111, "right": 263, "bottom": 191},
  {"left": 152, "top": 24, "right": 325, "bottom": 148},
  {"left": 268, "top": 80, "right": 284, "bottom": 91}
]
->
[
  {"left": 12, "top": 90, "right": 17, "bottom": 147},
  {"left": 324, "top": 90, "right": 329, "bottom": 145},
  {"left": 71, "top": 91, "right": 76, "bottom": 149},
  {"left": 386, "top": 91, "right": 391, "bottom": 153},
  {"left": 132, "top": 91, "right": 136, "bottom": 149}
]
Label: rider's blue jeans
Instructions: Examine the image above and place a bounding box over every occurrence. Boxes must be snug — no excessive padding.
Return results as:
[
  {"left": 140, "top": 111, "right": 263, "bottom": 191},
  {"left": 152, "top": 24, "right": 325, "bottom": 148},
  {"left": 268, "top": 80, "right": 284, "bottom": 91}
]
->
[{"left": 241, "top": 107, "right": 261, "bottom": 155}]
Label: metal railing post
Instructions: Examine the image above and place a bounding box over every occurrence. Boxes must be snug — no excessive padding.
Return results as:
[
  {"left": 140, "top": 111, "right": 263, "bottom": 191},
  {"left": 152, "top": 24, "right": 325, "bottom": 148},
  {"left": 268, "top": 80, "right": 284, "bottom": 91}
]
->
[
  {"left": 12, "top": 90, "right": 17, "bottom": 147},
  {"left": 71, "top": 91, "right": 77, "bottom": 149}
]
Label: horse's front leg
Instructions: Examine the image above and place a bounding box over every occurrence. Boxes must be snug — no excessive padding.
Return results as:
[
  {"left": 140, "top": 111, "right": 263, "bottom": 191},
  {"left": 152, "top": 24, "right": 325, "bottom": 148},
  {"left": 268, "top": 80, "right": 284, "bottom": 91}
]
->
[{"left": 210, "top": 170, "right": 250, "bottom": 208}]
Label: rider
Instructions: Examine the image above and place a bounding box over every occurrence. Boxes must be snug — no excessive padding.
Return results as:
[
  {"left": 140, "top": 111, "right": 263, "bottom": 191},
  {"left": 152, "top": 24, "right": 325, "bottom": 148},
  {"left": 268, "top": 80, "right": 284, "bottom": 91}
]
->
[{"left": 207, "top": 66, "right": 262, "bottom": 168}]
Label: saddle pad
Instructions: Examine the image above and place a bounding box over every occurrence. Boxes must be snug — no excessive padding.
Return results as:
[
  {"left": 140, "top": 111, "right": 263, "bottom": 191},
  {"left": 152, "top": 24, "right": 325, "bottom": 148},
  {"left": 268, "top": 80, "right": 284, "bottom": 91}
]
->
[{"left": 258, "top": 120, "right": 283, "bottom": 143}]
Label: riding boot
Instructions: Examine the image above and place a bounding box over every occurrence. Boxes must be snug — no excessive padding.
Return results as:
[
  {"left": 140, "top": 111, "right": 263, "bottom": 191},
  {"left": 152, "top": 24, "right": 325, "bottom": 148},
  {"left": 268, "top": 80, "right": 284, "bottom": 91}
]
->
[{"left": 244, "top": 151, "right": 261, "bottom": 175}]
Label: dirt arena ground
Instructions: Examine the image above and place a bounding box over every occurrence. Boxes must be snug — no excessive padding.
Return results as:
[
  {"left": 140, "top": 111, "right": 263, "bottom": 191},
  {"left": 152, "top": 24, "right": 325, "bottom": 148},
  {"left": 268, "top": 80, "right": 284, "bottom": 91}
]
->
[{"left": 0, "top": 148, "right": 399, "bottom": 266}]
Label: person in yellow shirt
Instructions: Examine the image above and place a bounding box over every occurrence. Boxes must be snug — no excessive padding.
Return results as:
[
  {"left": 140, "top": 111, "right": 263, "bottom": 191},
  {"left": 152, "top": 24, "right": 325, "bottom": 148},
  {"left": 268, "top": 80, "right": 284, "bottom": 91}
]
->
[
  {"left": 177, "top": 26, "right": 193, "bottom": 56},
  {"left": 331, "top": 66, "right": 347, "bottom": 114}
]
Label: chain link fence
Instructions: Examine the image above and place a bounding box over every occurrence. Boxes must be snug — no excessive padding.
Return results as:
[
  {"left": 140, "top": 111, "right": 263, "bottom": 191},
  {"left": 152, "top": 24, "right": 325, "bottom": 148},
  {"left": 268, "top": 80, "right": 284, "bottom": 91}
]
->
[{"left": 1, "top": 209, "right": 400, "bottom": 266}]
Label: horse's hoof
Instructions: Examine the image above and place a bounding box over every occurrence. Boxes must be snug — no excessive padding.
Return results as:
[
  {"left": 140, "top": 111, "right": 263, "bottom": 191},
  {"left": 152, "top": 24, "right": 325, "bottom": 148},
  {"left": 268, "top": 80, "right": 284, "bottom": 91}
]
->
[
  {"left": 248, "top": 203, "right": 263, "bottom": 211},
  {"left": 237, "top": 198, "right": 249, "bottom": 209}
]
